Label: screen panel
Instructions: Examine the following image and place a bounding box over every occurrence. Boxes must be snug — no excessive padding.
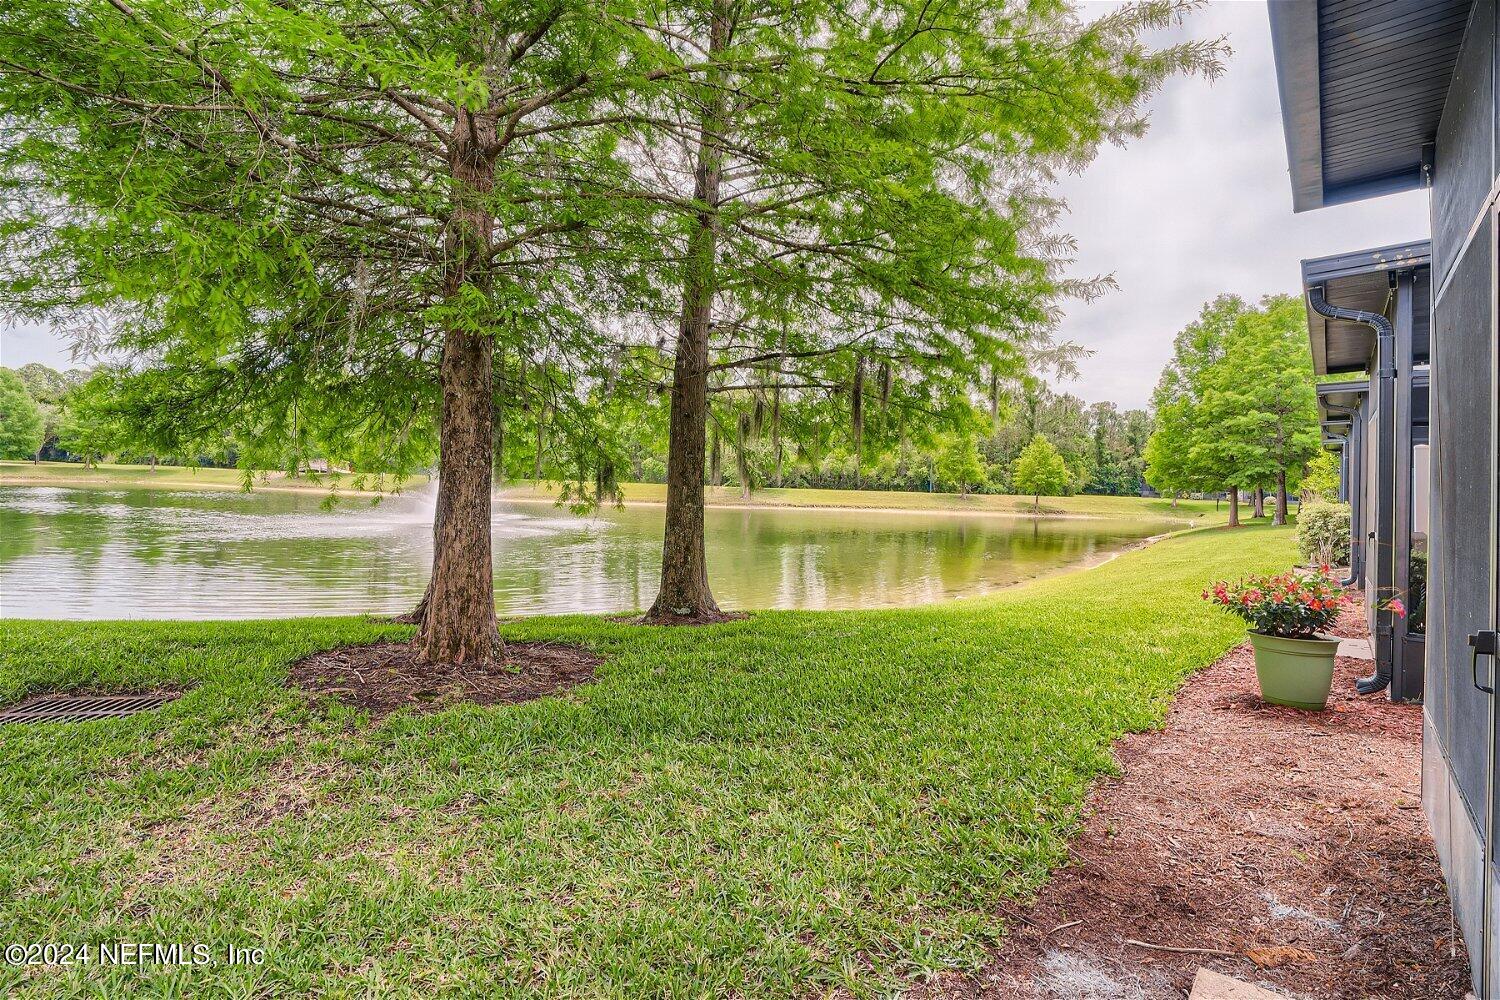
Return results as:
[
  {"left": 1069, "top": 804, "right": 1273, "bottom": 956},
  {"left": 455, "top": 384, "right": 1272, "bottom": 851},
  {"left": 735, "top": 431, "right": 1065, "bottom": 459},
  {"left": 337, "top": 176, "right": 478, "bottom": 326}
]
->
[{"left": 1429, "top": 220, "right": 1493, "bottom": 832}]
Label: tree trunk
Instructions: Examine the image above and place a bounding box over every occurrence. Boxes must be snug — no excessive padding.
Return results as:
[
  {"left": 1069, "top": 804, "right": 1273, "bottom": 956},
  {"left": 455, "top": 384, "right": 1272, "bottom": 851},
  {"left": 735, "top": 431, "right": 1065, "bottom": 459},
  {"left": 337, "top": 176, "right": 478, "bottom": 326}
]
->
[
  {"left": 1226, "top": 488, "right": 1240, "bottom": 527},
  {"left": 709, "top": 422, "right": 722, "bottom": 487},
  {"left": 533, "top": 403, "right": 546, "bottom": 483},
  {"left": 416, "top": 328, "right": 499, "bottom": 663},
  {"left": 413, "top": 106, "right": 499, "bottom": 664},
  {"left": 648, "top": 259, "right": 721, "bottom": 619},
  {"left": 1274, "top": 469, "right": 1288, "bottom": 526},
  {"left": 1170, "top": 491, "right": 1178, "bottom": 508},
  {"left": 1252, "top": 488, "right": 1264, "bottom": 519},
  {"left": 648, "top": 6, "right": 730, "bottom": 622},
  {"left": 491, "top": 350, "right": 505, "bottom": 489}
]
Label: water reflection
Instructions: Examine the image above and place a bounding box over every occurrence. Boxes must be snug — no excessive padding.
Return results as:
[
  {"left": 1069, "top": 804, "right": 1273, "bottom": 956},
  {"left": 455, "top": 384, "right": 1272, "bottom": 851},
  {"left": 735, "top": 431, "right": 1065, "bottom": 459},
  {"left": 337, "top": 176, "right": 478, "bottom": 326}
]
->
[{"left": 0, "top": 487, "right": 1176, "bottom": 620}]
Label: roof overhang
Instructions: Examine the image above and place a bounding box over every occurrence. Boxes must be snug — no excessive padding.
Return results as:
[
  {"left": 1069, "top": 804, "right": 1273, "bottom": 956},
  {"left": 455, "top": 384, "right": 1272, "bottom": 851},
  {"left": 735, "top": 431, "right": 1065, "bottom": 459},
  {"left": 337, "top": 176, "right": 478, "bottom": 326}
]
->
[
  {"left": 1316, "top": 379, "right": 1368, "bottom": 437},
  {"left": 1269, "top": 0, "right": 1472, "bottom": 212},
  {"left": 1300, "top": 241, "right": 1431, "bottom": 376}
]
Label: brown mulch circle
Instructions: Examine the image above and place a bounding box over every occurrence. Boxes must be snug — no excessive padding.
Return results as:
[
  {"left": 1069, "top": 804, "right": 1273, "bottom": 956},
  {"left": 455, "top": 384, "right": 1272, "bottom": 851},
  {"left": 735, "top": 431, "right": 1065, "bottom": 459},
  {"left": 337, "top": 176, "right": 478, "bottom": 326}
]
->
[
  {"left": 918, "top": 603, "right": 1471, "bottom": 1000},
  {"left": 622, "top": 609, "right": 751, "bottom": 626},
  {"left": 288, "top": 641, "right": 599, "bottom": 718}
]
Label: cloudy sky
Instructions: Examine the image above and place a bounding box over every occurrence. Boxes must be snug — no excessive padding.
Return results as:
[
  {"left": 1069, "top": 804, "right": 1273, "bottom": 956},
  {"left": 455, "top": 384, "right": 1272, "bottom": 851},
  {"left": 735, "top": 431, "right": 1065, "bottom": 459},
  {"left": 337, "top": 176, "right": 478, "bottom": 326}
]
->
[
  {"left": 0, "top": 1, "right": 1430, "bottom": 409},
  {"left": 1051, "top": 0, "right": 1427, "bottom": 407}
]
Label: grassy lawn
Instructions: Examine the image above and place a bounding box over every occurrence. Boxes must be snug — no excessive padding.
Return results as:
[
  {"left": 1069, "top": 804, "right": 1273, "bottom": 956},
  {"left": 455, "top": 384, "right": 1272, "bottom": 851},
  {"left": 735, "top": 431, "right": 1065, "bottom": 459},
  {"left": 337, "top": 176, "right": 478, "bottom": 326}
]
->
[
  {"left": 504, "top": 480, "right": 1231, "bottom": 521},
  {"left": 0, "top": 524, "right": 1293, "bottom": 997},
  {"left": 0, "top": 460, "right": 427, "bottom": 497}
]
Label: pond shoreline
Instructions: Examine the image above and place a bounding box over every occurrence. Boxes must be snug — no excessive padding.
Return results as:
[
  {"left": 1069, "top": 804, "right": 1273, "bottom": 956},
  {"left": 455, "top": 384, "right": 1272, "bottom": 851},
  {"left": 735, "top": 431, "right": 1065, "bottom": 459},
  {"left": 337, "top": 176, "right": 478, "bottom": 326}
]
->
[
  {"left": 2, "top": 463, "right": 1224, "bottom": 522},
  {"left": 497, "top": 490, "right": 1214, "bottom": 524}
]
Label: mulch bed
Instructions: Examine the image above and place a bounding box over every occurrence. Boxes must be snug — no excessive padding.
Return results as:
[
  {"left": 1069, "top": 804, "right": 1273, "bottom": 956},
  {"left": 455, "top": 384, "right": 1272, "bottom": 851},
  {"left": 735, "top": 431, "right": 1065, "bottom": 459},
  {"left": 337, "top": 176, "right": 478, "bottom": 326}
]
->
[
  {"left": 289, "top": 641, "right": 598, "bottom": 718},
  {"left": 622, "top": 609, "right": 751, "bottom": 626},
  {"left": 921, "top": 604, "right": 1471, "bottom": 999}
]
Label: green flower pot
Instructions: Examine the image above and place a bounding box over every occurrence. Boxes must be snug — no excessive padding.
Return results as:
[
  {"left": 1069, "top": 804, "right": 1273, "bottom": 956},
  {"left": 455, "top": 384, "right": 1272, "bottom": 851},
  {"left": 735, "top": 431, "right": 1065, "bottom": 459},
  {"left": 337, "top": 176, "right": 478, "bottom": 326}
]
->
[{"left": 1248, "top": 631, "right": 1339, "bottom": 710}]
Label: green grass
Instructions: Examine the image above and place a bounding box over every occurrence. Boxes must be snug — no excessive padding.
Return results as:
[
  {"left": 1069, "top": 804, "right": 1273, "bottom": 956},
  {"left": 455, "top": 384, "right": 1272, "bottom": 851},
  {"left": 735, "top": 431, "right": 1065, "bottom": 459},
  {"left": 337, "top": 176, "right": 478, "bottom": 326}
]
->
[
  {"left": 0, "top": 460, "right": 427, "bottom": 496},
  {"left": 0, "top": 524, "right": 1293, "bottom": 998},
  {"left": 504, "top": 480, "right": 1230, "bottom": 521}
]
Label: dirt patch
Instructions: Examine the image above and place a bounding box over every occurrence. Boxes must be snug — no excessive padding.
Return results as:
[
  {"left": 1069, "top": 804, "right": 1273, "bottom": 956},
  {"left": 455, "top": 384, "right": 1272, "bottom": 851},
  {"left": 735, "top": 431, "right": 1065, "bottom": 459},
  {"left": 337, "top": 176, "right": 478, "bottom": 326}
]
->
[
  {"left": 288, "top": 641, "right": 599, "bottom": 718},
  {"left": 920, "top": 604, "right": 1470, "bottom": 999},
  {"left": 629, "top": 609, "right": 751, "bottom": 626}
]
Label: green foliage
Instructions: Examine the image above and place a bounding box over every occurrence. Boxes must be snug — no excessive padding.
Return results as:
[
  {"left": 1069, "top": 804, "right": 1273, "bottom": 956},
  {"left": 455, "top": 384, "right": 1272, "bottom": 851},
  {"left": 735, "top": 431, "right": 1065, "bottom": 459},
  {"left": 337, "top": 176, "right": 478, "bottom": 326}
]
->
[
  {"left": 0, "top": 368, "right": 44, "bottom": 458},
  {"left": 1012, "top": 434, "right": 1071, "bottom": 508},
  {"left": 1300, "top": 450, "right": 1341, "bottom": 503},
  {"left": 0, "top": 524, "right": 1294, "bottom": 997},
  {"left": 934, "top": 434, "right": 987, "bottom": 497},
  {"left": 1146, "top": 294, "right": 1320, "bottom": 509},
  {"left": 1203, "top": 566, "right": 1345, "bottom": 638},
  {"left": 0, "top": 0, "right": 1224, "bottom": 508},
  {"left": 1296, "top": 500, "right": 1351, "bottom": 567}
]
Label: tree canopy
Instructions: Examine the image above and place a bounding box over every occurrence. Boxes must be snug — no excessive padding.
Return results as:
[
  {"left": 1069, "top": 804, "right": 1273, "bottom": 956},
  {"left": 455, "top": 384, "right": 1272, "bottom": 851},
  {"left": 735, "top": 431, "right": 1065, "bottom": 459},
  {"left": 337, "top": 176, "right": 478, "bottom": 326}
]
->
[
  {"left": 1145, "top": 294, "right": 1320, "bottom": 524},
  {"left": 1012, "top": 433, "right": 1071, "bottom": 510},
  {"left": 0, "top": 368, "right": 44, "bottom": 458},
  {"left": 0, "top": 0, "right": 1225, "bottom": 652}
]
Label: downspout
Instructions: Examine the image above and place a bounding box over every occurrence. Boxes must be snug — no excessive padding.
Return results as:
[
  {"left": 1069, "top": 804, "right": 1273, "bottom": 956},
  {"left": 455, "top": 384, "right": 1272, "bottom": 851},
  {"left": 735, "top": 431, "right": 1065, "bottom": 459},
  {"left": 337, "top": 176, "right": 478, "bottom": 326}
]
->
[
  {"left": 1322, "top": 403, "right": 1360, "bottom": 587},
  {"left": 1307, "top": 284, "right": 1396, "bottom": 695}
]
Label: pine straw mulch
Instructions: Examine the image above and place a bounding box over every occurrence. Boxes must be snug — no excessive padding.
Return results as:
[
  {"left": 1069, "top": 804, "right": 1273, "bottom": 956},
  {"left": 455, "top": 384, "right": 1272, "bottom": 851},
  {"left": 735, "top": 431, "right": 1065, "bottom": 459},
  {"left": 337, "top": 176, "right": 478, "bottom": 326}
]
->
[
  {"left": 288, "top": 640, "right": 599, "bottom": 719},
  {"left": 917, "top": 604, "right": 1471, "bottom": 1000}
]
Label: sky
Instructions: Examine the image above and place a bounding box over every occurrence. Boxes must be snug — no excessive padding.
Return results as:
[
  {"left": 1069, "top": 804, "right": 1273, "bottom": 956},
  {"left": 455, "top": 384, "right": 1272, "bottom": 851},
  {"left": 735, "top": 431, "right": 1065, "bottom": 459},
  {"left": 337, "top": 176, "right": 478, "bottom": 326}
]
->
[
  {"left": 1050, "top": 0, "right": 1428, "bottom": 408},
  {"left": 0, "top": 1, "right": 1432, "bottom": 409}
]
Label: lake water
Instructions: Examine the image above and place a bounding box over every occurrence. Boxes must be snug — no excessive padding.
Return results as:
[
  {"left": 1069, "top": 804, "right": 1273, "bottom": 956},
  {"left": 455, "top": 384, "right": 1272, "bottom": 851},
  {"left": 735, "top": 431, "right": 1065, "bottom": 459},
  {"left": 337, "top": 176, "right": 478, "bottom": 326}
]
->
[{"left": 0, "top": 486, "right": 1181, "bottom": 620}]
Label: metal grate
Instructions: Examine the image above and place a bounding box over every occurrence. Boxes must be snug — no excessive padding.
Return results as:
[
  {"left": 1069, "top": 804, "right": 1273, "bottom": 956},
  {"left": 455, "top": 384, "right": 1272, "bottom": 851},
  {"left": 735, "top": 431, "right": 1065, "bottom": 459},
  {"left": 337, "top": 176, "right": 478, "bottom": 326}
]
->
[{"left": 0, "top": 693, "right": 178, "bottom": 724}]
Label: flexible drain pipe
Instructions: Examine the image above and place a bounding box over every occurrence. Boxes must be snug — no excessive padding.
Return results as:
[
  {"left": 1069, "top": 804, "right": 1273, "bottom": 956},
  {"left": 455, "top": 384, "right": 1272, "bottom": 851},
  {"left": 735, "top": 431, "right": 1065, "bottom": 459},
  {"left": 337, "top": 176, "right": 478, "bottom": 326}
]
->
[{"left": 1306, "top": 283, "right": 1396, "bottom": 694}]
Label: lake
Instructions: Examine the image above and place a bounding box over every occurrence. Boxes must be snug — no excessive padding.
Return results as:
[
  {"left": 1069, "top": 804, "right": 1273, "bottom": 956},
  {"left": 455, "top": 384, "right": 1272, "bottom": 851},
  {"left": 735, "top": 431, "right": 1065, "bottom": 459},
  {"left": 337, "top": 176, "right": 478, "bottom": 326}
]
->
[{"left": 0, "top": 486, "right": 1183, "bottom": 620}]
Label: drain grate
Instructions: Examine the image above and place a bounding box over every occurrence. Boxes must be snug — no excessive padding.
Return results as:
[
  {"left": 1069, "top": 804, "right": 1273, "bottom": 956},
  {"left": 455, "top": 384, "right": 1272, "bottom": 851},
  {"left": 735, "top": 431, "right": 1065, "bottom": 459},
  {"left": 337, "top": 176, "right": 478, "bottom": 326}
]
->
[{"left": 0, "top": 693, "right": 178, "bottom": 724}]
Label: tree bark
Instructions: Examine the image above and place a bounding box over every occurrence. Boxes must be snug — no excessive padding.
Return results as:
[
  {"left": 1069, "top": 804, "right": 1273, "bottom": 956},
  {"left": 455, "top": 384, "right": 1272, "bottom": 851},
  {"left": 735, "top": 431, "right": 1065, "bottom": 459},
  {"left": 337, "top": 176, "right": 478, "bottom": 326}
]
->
[
  {"left": 413, "top": 104, "right": 500, "bottom": 664},
  {"left": 1252, "top": 487, "right": 1264, "bottom": 519},
  {"left": 533, "top": 402, "right": 546, "bottom": 482},
  {"left": 416, "top": 327, "right": 499, "bottom": 663},
  {"left": 648, "top": 4, "right": 730, "bottom": 622},
  {"left": 1273, "top": 469, "right": 1288, "bottom": 526},
  {"left": 1226, "top": 488, "right": 1240, "bottom": 527},
  {"left": 491, "top": 349, "right": 505, "bottom": 488},
  {"left": 648, "top": 251, "right": 721, "bottom": 619}
]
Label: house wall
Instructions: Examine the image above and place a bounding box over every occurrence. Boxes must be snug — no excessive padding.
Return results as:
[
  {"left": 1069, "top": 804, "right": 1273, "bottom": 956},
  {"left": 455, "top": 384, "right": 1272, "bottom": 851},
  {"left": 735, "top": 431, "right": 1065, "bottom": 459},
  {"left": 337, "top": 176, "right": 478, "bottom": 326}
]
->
[{"left": 1427, "top": 0, "right": 1498, "bottom": 992}]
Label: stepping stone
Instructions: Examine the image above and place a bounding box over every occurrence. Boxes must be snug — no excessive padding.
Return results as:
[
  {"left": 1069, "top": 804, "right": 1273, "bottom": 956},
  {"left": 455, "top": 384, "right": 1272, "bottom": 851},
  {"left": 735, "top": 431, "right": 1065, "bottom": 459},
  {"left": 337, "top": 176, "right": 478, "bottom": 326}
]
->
[
  {"left": 1189, "top": 968, "right": 1287, "bottom": 999},
  {"left": 1336, "top": 637, "right": 1373, "bottom": 660}
]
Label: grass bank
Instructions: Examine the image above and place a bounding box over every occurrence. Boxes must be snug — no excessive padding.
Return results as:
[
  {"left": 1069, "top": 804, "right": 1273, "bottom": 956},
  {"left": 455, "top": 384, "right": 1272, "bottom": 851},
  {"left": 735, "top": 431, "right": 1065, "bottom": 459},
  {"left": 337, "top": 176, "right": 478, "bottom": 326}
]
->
[
  {"left": 0, "top": 524, "right": 1293, "bottom": 997},
  {"left": 3, "top": 461, "right": 1233, "bottom": 522},
  {"left": 0, "top": 460, "right": 426, "bottom": 497},
  {"left": 503, "top": 480, "right": 1229, "bottom": 521}
]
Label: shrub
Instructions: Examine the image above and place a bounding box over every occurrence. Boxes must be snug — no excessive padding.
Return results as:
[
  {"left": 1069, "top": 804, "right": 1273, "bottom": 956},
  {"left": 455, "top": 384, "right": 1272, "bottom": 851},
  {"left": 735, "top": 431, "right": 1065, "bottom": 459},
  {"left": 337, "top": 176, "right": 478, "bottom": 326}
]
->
[
  {"left": 1296, "top": 500, "right": 1350, "bottom": 567},
  {"left": 1203, "top": 569, "right": 1346, "bottom": 638}
]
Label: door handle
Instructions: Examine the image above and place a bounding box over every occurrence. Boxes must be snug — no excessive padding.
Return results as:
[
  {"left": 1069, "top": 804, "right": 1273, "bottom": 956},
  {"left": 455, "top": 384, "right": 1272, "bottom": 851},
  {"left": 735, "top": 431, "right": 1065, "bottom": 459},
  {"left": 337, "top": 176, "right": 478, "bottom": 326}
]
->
[{"left": 1467, "top": 631, "right": 1497, "bottom": 694}]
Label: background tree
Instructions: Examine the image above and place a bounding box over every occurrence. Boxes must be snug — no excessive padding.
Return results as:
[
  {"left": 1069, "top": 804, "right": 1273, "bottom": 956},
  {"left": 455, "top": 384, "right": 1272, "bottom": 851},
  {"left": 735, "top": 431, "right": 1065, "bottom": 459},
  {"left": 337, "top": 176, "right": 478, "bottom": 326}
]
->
[
  {"left": 1145, "top": 293, "right": 1319, "bottom": 526},
  {"left": 1301, "top": 450, "right": 1341, "bottom": 503},
  {"left": 0, "top": 368, "right": 44, "bottom": 459},
  {"left": 1012, "top": 434, "right": 1070, "bottom": 511},
  {"left": 935, "top": 433, "right": 987, "bottom": 498}
]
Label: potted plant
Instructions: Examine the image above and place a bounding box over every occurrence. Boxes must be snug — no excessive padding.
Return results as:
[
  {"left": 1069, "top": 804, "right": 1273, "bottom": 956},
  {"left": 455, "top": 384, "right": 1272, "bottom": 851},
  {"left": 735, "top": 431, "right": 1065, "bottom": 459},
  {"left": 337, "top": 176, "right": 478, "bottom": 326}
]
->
[{"left": 1203, "top": 568, "right": 1347, "bottom": 710}]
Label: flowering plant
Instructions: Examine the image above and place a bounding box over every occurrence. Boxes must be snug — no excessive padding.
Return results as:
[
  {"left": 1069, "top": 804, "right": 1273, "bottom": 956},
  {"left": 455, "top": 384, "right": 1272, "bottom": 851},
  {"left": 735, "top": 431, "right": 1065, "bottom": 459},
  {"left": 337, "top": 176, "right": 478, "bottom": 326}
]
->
[{"left": 1202, "top": 567, "right": 1346, "bottom": 638}]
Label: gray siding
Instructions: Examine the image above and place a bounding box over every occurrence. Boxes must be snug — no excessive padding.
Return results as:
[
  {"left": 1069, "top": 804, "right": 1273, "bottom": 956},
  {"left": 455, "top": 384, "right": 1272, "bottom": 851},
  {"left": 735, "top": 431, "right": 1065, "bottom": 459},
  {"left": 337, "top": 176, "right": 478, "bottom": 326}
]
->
[{"left": 1435, "top": 0, "right": 1495, "bottom": 286}]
